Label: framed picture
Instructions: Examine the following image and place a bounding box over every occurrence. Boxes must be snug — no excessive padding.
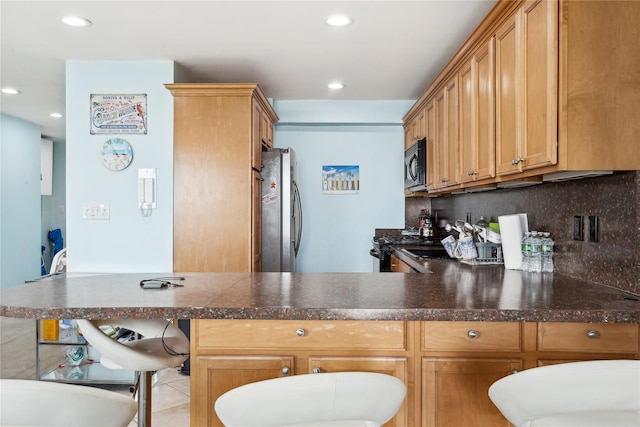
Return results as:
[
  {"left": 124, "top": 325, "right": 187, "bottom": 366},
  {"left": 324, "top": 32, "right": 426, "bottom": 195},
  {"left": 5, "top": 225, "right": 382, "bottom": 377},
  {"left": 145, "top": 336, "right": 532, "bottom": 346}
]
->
[
  {"left": 322, "top": 165, "right": 359, "bottom": 194},
  {"left": 90, "top": 94, "right": 147, "bottom": 134}
]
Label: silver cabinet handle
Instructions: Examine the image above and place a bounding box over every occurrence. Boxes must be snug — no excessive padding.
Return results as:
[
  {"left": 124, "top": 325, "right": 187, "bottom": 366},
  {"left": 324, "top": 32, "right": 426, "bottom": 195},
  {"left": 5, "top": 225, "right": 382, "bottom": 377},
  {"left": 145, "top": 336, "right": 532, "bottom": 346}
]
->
[
  {"left": 512, "top": 369, "right": 520, "bottom": 374},
  {"left": 587, "top": 330, "right": 600, "bottom": 339},
  {"left": 296, "top": 328, "right": 305, "bottom": 337},
  {"left": 311, "top": 367, "right": 321, "bottom": 374},
  {"left": 281, "top": 366, "right": 290, "bottom": 376},
  {"left": 468, "top": 330, "right": 479, "bottom": 339}
]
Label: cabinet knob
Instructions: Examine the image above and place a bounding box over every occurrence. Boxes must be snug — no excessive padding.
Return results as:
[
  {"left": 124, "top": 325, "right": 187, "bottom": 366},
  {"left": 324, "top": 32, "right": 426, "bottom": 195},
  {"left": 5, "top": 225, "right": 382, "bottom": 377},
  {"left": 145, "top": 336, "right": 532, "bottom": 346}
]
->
[
  {"left": 468, "top": 330, "right": 479, "bottom": 339},
  {"left": 281, "top": 366, "right": 290, "bottom": 376},
  {"left": 296, "top": 328, "right": 306, "bottom": 337},
  {"left": 587, "top": 330, "right": 600, "bottom": 339},
  {"left": 311, "top": 367, "right": 322, "bottom": 374},
  {"left": 511, "top": 369, "right": 520, "bottom": 375},
  {"left": 441, "top": 178, "right": 448, "bottom": 183}
]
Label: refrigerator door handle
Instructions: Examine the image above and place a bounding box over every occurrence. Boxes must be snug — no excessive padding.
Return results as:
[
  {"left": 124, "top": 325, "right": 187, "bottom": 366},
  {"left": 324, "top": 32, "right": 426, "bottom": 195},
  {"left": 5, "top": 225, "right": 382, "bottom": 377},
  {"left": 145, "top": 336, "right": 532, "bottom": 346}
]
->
[{"left": 293, "top": 181, "right": 302, "bottom": 256}]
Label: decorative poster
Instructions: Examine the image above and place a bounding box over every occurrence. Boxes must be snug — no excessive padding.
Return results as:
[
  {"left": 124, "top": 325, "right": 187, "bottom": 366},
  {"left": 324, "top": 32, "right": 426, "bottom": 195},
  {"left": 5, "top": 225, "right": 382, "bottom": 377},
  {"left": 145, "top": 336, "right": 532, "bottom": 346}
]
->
[{"left": 90, "top": 94, "right": 147, "bottom": 134}]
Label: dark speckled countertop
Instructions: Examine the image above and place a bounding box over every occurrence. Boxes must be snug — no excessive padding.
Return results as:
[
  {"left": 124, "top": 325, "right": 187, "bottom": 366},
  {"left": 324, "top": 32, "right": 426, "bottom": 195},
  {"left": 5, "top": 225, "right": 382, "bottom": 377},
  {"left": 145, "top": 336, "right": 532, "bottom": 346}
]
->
[{"left": 1, "top": 266, "right": 639, "bottom": 323}]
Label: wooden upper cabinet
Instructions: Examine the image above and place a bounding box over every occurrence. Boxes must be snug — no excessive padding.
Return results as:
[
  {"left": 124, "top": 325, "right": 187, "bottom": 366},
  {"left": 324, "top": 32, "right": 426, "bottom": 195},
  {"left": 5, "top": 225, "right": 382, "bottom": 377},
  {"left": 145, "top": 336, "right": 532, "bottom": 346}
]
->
[
  {"left": 495, "top": 0, "right": 558, "bottom": 176},
  {"left": 252, "top": 99, "right": 263, "bottom": 171},
  {"left": 406, "top": 0, "right": 639, "bottom": 193},
  {"left": 425, "top": 100, "right": 437, "bottom": 191},
  {"left": 260, "top": 111, "right": 274, "bottom": 148},
  {"left": 404, "top": 108, "right": 426, "bottom": 150},
  {"left": 558, "top": 0, "right": 640, "bottom": 171},
  {"left": 459, "top": 37, "right": 496, "bottom": 184},
  {"left": 434, "top": 75, "right": 459, "bottom": 190}
]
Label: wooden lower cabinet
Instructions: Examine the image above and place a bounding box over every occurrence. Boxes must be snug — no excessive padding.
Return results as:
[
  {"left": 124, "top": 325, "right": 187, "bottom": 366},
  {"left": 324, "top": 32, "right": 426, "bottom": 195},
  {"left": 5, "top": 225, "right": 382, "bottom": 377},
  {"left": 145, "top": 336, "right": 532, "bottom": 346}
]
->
[
  {"left": 308, "top": 356, "right": 409, "bottom": 427},
  {"left": 390, "top": 254, "right": 412, "bottom": 273},
  {"left": 190, "top": 320, "right": 639, "bottom": 427},
  {"left": 422, "top": 357, "right": 521, "bottom": 427},
  {"left": 193, "top": 355, "right": 294, "bottom": 427}
]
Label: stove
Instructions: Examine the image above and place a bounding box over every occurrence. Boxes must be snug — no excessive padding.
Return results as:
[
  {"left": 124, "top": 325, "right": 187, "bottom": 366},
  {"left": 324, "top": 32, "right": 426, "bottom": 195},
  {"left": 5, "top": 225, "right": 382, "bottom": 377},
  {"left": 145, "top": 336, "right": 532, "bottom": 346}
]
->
[{"left": 370, "top": 235, "right": 446, "bottom": 272}]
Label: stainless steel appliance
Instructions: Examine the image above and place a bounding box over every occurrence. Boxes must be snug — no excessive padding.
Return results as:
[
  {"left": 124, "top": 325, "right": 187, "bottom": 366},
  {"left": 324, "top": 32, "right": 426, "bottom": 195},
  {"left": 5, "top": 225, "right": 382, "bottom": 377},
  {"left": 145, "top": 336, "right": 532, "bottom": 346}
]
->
[
  {"left": 261, "top": 148, "right": 302, "bottom": 272},
  {"left": 370, "top": 235, "right": 448, "bottom": 272},
  {"left": 404, "top": 138, "right": 427, "bottom": 191}
]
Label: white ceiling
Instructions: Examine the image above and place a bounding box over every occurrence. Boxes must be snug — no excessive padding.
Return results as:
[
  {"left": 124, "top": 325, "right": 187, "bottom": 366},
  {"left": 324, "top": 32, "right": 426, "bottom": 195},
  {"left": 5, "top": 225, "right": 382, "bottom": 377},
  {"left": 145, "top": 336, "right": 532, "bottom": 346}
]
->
[{"left": 0, "top": 0, "right": 497, "bottom": 142}]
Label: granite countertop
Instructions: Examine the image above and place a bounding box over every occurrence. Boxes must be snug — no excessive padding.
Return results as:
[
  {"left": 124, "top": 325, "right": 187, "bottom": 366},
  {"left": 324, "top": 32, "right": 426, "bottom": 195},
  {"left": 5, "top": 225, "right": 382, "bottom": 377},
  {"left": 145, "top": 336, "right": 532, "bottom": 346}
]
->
[{"left": 1, "top": 265, "right": 639, "bottom": 323}]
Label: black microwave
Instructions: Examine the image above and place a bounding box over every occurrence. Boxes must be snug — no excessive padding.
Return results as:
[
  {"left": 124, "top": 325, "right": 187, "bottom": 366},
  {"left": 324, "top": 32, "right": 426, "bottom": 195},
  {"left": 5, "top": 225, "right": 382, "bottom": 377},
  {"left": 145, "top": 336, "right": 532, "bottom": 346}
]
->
[{"left": 404, "top": 138, "right": 427, "bottom": 191}]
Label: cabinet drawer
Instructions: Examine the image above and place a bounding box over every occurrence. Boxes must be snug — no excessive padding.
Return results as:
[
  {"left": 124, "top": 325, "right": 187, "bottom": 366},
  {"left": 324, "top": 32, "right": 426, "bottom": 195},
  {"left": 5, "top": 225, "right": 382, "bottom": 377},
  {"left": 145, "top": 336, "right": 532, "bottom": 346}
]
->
[
  {"left": 422, "top": 322, "right": 521, "bottom": 352},
  {"left": 196, "top": 320, "right": 406, "bottom": 351},
  {"left": 538, "top": 323, "right": 639, "bottom": 353}
]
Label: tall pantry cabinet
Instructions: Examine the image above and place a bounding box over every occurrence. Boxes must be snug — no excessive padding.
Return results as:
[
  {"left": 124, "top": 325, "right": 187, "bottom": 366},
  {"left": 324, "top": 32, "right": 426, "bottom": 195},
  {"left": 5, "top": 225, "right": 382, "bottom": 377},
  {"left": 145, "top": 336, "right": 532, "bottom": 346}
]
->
[{"left": 165, "top": 84, "right": 278, "bottom": 273}]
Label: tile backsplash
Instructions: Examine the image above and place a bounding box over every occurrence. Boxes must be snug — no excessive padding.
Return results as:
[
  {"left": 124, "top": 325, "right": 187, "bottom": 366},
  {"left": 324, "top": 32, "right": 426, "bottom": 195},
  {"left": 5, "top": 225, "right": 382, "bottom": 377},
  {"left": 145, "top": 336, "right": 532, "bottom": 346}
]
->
[{"left": 424, "top": 171, "right": 639, "bottom": 295}]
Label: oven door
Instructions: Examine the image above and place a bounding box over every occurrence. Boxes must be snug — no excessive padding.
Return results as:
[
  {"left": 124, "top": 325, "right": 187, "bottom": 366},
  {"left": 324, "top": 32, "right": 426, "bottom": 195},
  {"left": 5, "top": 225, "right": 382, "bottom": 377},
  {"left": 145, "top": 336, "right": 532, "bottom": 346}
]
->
[
  {"left": 369, "top": 246, "right": 391, "bottom": 272},
  {"left": 404, "top": 138, "right": 427, "bottom": 191}
]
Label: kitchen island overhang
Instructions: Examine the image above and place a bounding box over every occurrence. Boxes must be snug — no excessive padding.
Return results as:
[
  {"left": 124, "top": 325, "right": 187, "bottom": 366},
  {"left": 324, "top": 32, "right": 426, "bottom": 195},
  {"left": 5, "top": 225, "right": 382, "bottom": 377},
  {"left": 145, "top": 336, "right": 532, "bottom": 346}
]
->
[{"left": 1, "top": 265, "right": 638, "bottom": 324}]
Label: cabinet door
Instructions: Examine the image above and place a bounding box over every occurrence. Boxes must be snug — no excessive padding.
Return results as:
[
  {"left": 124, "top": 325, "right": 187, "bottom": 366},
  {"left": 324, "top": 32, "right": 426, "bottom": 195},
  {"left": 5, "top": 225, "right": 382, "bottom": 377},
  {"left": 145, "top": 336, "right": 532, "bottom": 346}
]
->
[
  {"left": 252, "top": 170, "right": 262, "bottom": 272},
  {"left": 390, "top": 254, "right": 412, "bottom": 273},
  {"left": 519, "top": 0, "right": 557, "bottom": 170},
  {"left": 413, "top": 108, "right": 426, "bottom": 143},
  {"left": 496, "top": 0, "right": 558, "bottom": 176},
  {"left": 434, "top": 76, "right": 459, "bottom": 189},
  {"left": 308, "top": 356, "right": 409, "bottom": 427},
  {"left": 425, "top": 100, "right": 437, "bottom": 190},
  {"left": 460, "top": 38, "right": 496, "bottom": 184},
  {"left": 260, "top": 112, "right": 274, "bottom": 148},
  {"left": 252, "top": 100, "right": 262, "bottom": 171},
  {"left": 495, "top": 13, "right": 520, "bottom": 176},
  {"left": 192, "top": 355, "right": 294, "bottom": 427},
  {"left": 422, "top": 357, "right": 521, "bottom": 427},
  {"left": 405, "top": 108, "right": 427, "bottom": 150},
  {"left": 444, "top": 77, "right": 459, "bottom": 188}
]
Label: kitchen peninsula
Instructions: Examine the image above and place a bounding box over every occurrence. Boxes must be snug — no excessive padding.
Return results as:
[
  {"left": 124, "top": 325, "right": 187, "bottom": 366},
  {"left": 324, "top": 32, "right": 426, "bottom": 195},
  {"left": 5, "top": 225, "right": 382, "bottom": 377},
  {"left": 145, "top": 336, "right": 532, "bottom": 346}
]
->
[{"left": 2, "top": 268, "right": 639, "bottom": 427}]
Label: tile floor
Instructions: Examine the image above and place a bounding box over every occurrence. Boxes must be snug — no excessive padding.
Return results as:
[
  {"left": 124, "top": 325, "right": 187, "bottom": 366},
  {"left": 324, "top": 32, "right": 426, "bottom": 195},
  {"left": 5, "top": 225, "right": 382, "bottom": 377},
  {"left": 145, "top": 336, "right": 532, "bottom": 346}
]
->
[{"left": 1, "top": 316, "right": 191, "bottom": 427}]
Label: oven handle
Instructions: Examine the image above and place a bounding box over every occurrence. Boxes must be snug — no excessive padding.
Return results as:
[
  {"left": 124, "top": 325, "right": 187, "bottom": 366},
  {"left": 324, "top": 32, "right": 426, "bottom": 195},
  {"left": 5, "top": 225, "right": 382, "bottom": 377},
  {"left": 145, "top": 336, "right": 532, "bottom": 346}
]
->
[{"left": 369, "top": 248, "right": 384, "bottom": 260}]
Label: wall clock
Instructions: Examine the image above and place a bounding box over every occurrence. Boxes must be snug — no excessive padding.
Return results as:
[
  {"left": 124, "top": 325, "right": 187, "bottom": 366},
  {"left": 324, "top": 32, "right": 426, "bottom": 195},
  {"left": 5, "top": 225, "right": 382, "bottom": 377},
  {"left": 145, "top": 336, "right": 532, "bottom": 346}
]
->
[{"left": 101, "top": 138, "right": 133, "bottom": 171}]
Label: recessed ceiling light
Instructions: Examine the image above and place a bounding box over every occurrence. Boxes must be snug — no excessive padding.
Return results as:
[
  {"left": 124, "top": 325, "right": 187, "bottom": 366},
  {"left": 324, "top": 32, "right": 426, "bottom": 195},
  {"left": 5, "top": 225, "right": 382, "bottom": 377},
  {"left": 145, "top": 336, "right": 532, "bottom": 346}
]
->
[
  {"left": 325, "top": 15, "right": 353, "bottom": 27},
  {"left": 1, "top": 87, "right": 21, "bottom": 95},
  {"left": 50, "top": 113, "right": 63, "bottom": 118},
  {"left": 60, "top": 16, "right": 92, "bottom": 27},
  {"left": 328, "top": 82, "right": 345, "bottom": 90}
]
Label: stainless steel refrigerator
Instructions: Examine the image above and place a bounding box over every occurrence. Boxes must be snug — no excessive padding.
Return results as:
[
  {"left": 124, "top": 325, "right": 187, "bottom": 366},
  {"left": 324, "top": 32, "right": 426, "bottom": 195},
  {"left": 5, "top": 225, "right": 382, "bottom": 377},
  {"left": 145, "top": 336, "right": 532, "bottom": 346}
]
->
[{"left": 261, "top": 148, "right": 302, "bottom": 272}]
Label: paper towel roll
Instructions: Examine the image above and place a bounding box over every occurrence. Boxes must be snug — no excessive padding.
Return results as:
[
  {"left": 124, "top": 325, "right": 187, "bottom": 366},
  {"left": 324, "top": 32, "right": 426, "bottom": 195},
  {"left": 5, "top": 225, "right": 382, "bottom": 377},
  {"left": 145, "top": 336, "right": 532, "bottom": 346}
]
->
[{"left": 498, "top": 213, "right": 529, "bottom": 270}]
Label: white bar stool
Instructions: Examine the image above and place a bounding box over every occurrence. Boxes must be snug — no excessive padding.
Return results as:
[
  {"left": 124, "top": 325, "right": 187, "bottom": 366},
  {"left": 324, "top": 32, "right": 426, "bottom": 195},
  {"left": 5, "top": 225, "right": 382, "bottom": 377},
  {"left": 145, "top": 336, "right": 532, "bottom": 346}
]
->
[
  {"left": 0, "top": 379, "right": 137, "bottom": 426},
  {"left": 214, "top": 371, "right": 407, "bottom": 427},
  {"left": 76, "top": 319, "right": 190, "bottom": 427},
  {"left": 488, "top": 359, "right": 640, "bottom": 427}
]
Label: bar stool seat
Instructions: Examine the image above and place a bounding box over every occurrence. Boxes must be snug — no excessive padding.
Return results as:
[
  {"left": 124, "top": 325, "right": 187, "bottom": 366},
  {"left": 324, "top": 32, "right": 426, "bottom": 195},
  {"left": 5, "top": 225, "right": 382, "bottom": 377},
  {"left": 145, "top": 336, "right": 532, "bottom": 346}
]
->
[
  {"left": 0, "top": 379, "right": 137, "bottom": 427},
  {"left": 76, "top": 319, "right": 189, "bottom": 427},
  {"left": 488, "top": 359, "right": 640, "bottom": 427},
  {"left": 214, "top": 371, "right": 407, "bottom": 427}
]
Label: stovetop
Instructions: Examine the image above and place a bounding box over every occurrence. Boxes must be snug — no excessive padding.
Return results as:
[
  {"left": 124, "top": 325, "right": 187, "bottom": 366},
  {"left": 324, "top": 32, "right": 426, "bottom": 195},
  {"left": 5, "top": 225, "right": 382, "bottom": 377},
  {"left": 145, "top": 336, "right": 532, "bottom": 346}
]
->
[{"left": 373, "top": 235, "right": 442, "bottom": 247}]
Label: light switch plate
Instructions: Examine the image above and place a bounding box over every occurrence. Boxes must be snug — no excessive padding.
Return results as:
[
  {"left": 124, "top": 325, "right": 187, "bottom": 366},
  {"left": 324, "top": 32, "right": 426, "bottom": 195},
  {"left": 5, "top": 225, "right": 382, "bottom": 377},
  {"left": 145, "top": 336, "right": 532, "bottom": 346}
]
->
[{"left": 82, "top": 203, "right": 110, "bottom": 220}]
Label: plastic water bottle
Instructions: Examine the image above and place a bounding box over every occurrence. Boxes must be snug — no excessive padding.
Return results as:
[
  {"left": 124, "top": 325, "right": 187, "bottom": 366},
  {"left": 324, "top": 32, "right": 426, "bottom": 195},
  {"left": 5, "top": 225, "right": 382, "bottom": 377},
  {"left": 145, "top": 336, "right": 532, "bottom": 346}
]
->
[
  {"left": 530, "top": 231, "right": 542, "bottom": 273},
  {"left": 521, "top": 232, "right": 531, "bottom": 271},
  {"left": 541, "top": 232, "right": 554, "bottom": 273}
]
